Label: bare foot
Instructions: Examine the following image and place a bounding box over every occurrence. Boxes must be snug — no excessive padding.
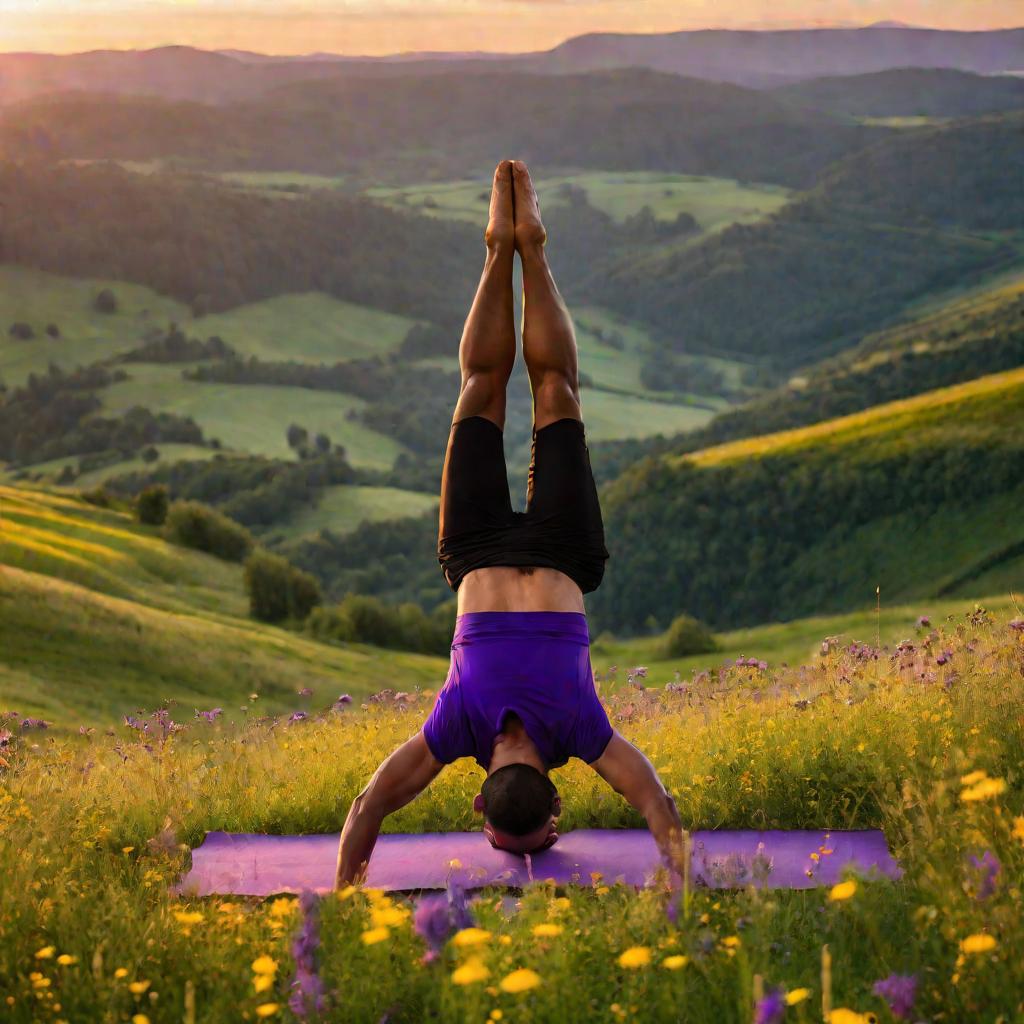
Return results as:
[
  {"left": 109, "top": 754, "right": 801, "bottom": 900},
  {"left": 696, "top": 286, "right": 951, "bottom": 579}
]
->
[
  {"left": 484, "top": 159, "right": 515, "bottom": 251},
  {"left": 511, "top": 160, "right": 547, "bottom": 253}
]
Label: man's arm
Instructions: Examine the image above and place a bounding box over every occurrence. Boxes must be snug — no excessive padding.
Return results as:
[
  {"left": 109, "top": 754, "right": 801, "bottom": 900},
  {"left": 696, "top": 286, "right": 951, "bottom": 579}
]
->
[
  {"left": 590, "top": 731, "right": 683, "bottom": 868},
  {"left": 335, "top": 731, "right": 443, "bottom": 887}
]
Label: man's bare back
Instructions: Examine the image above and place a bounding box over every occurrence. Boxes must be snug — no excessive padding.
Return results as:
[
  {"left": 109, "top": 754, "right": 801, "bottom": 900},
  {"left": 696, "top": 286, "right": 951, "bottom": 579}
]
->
[{"left": 457, "top": 566, "right": 585, "bottom": 614}]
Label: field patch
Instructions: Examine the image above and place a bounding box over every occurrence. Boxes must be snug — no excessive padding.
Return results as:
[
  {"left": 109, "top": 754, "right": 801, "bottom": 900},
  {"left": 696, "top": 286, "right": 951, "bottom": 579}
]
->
[{"left": 269, "top": 485, "right": 438, "bottom": 542}]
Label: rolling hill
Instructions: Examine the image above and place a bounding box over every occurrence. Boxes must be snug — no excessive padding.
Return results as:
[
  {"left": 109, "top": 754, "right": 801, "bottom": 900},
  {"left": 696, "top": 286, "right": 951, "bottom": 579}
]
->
[{"left": 589, "top": 368, "right": 1024, "bottom": 633}]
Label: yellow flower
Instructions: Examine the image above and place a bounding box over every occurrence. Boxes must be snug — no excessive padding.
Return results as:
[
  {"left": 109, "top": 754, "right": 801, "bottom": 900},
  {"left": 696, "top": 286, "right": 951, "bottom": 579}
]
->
[
  {"left": 337, "top": 885, "right": 357, "bottom": 900},
  {"left": 35, "top": 946, "right": 55, "bottom": 960},
  {"left": 132, "top": 1016, "right": 151, "bottom": 1024},
  {"left": 826, "top": 1011, "right": 872, "bottom": 1024},
  {"left": 56, "top": 955, "right": 78, "bottom": 966},
  {"left": 268, "top": 898, "right": 296, "bottom": 919},
  {"left": 960, "top": 770, "right": 987, "bottom": 786},
  {"left": 489, "top": 1011, "right": 504, "bottom": 1021},
  {"left": 371, "top": 905, "right": 409, "bottom": 928},
  {"left": 721, "top": 936, "right": 741, "bottom": 948},
  {"left": 255, "top": 1004, "right": 279, "bottom": 1018},
  {"left": 786, "top": 988, "right": 811, "bottom": 1005},
  {"left": 254, "top": 975, "right": 274, "bottom": 994},
  {"left": 128, "top": 980, "right": 150, "bottom": 995},
  {"left": 251, "top": 956, "right": 278, "bottom": 976},
  {"left": 1012, "top": 816, "right": 1024, "bottom": 843},
  {"left": 122, "top": 847, "right": 135, "bottom": 854},
  {"left": 361, "top": 927, "right": 390, "bottom": 946},
  {"left": 617, "top": 946, "right": 651, "bottom": 969},
  {"left": 552, "top": 897, "right": 571, "bottom": 912},
  {"left": 829, "top": 879, "right": 858, "bottom": 902},
  {"left": 595, "top": 886, "right": 610, "bottom": 897},
  {"left": 30, "top": 973, "right": 51, "bottom": 989},
  {"left": 499, "top": 968, "right": 542, "bottom": 993},
  {"left": 452, "top": 927, "right": 492, "bottom": 948},
  {"left": 662, "top": 955, "right": 688, "bottom": 970},
  {"left": 114, "top": 968, "right": 129, "bottom": 979},
  {"left": 451, "top": 957, "right": 490, "bottom": 986},
  {"left": 173, "top": 911, "right": 204, "bottom": 926},
  {"left": 961, "top": 778, "right": 1007, "bottom": 802},
  {"left": 960, "top": 933, "right": 997, "bottom": 954},
  {"left": 532, "top": 923, "right": 563, "bottom": 938}
]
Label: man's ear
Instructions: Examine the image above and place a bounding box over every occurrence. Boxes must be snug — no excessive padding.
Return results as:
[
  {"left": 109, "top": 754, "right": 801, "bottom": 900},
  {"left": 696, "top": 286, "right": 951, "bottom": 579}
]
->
[
  {"left": 552, "top": 794, "right": 562, "bottom": 818},
  {"left": 473, "top": 793, "right": 485, "bottom": 815}
]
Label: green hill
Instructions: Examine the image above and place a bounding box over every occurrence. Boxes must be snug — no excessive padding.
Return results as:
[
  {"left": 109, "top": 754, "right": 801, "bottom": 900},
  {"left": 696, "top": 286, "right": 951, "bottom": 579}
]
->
[
  {"left": 772, "top": 68, "right": 1024, "bottom": 118},
  {"left": 590, "top": 368, "right": 1024, "bottom": 633},
  {"left": 0, "top": 482, "right": 448, "bottom": 724}
]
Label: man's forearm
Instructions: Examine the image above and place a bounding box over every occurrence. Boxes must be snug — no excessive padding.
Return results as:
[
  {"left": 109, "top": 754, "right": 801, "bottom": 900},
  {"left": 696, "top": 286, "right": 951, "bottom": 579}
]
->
[
  {"left": 335, "top": 795, "right": 384, "bottom": 887},
  {"left": 643, "top": 792, "right": 684, "bottom": 869}
]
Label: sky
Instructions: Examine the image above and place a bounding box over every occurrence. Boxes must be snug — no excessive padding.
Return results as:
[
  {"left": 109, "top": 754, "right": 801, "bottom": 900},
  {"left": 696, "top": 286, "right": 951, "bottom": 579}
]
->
[{"left": 0, "top": 0, "right": 1020, "bottom": 56}]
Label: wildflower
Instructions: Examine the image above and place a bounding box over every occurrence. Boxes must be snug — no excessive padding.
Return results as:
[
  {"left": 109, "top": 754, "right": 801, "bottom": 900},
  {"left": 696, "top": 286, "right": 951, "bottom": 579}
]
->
[
  {"left": 132, "top": 1016, "right": 151, "bottom": 1024},
  {"left": 56, "top": 955, "right": 77, "bottom": 966},
  {"left": 194, "top": 708, "right": 222, "bottom": 722},
  {"left": 959, "top": 933, "right": 997, "bottom": 954},
  {"left": 255, "top": 1005, "right": 279, "bottom": 1018},
  {"left": 826, "top": 1012, "right": 873, "bottom": 1024},
  {"left": 298, "top": 687, "right": 313, "bottom": 697},
  {"left": 128, "top": 980, "right": 150, "bottom": 995},
  {"left": 20, "top": 717, "right": 49, "bottom": 730},
  {"left": 617, "top": 946, "right": 651, "bottom": 969},
  {"left": 499, "top": 968, "right": 541, "bottom": 993},
  {"left": 786, "top": 988, "right": 811, "bottom": 1005},
  {"left": 1009, "top": 618, "right": 1023, "bottom": 632},
  {"left": 721, "top": 935, "right": 741, "bottom": 949},
  {"left": 755, "top": 989, "right": 785, "bottom": 1024},
  {"left": 662, "top": 955, "right": 687, "bottom": 970},
  {"left": 114, "top": 968, "right": 129, "bottom": 979},
  {"left": 0, "top": 728, "right": 11, "bottom": 747},
  {"left": 872, "top": 974, "right": 917, "bottom": 1020},
  {"left": 174, "top": 910, "right": 204, "bottom": 926},
  {"left": 452, "top": 957, "right": 490, "bottom": 986},
  {"left": 917, "top": 616, "right": 930, "bottom": 628},
  {"left": 961, "top": 777, "right": 1006, "bottom": 802},
  {"left": 35, "top": 946, "right": 55, "bottom": 959},
  {"left": 452, "top": 927, "right": 492, "bottom": 948},
  {"left": 1012, "top": 816, "right": 1024, "bottom": 843},
  {"left": 967, "top": 850, "right": 1001, "bottom": 900},
  {"left": 532, "top": 923, "right": 562, "bottom": 938},
  {"left": 251, "top": 956, "right": 277, "bottom": 976},
  {"left": 413, "top": 894, "right": 452, "bottom": 960},
  {"left": 959, "top": 769, "right": 987, "bottom": 786},
  {"left": 288, "top": 890, "right": 327, "bottom": 1020},
  {"left": 361, "top": 927, "right": 390, "bottom": 945},
  {"left": 333, "top": 695, "right": 353, "bottom": 709},
  {"left": 122, "top": 846, "right": 135, "bottom": 854},
  {"left": 288, "top": 711, "right": 308, "bottom": 723},
  {"left": 828, "top": 879, "right": 857, "bottom": 901}
]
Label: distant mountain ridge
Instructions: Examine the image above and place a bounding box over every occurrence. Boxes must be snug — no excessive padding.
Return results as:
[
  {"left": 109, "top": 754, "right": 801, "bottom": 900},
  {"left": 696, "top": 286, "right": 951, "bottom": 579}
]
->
[{"left": 0, "top": 26, "right": 1022, "bottom": 104}]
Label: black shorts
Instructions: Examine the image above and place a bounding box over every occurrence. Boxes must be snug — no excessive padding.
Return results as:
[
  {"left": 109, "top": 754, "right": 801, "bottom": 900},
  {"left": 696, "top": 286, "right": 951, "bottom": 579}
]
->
[{"left": 437, "top": 415, "right": 609, "bottom": 594}]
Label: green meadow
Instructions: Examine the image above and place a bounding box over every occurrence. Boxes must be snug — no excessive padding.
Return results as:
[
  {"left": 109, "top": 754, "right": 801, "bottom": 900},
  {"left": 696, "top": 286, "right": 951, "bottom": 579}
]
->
[{"left": 366, "top": 172, "right": 791, "bottom": 234}]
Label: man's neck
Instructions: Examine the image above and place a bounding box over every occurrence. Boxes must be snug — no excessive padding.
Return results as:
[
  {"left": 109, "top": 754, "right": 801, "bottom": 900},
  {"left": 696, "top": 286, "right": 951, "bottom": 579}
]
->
[{"left": 488, "top": 715, "right": 547, "bottom": 776}]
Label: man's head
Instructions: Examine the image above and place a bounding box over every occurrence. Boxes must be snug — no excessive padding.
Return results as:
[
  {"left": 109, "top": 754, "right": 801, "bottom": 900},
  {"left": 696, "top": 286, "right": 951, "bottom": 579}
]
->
[{"left": 473, "top": 764, "right": 561, "bottom": 854}]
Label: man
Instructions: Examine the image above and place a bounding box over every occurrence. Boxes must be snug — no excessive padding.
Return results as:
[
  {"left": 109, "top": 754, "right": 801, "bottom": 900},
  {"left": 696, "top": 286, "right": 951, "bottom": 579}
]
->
[{"left": 335, "top": 160, "right": 680, "bottom": 886}]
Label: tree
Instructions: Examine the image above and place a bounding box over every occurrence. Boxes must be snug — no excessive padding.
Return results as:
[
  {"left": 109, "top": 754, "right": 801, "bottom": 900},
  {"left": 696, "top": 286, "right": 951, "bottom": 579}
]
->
[
  {"left": 136, "top": 484, "right": 169, "bottom": 526},
  {"left": 244, "top": 548, "right": 322, "bottom": 623},
  {"left": 9, "top": 323, "right": 34, "bottom": 340},
  {"left": 94, "top": 288, "right": 118, "bottom": 314},
  {"left": 45, "top": 324, "right": 60, "bottom": 338},
  {"left": 286, "top": 423, "right": 309, "bottom": 451},
  {"left": 314, "top": 432, "right": 331, "bottom": 454},
  {"left": 141, "top": 445, "right": 160, "bottom": 464}
]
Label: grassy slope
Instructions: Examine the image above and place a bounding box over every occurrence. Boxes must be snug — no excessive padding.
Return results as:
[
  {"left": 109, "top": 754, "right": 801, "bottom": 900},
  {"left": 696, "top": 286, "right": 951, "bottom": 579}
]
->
[
  {"left": 0, "top": 483, "right": 448, "bottom": 724},
  {"left": 98, "top": 363, "right": 405, "bottom": 469},
  {"left": 366, "top": 171, "right": 790, "bottom": 233}
]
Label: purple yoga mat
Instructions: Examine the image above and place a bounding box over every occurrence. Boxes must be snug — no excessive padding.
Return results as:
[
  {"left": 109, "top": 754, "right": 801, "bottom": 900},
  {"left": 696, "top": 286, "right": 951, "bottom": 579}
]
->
[{"left": 174, "top": 829, "right": 899, "bottom": 897}]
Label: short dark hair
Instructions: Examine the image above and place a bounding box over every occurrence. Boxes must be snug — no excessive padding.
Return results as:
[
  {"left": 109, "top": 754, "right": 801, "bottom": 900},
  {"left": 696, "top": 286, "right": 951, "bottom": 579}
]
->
[{"left": 481, "top": 764, "right": 557, "bottom": 836}]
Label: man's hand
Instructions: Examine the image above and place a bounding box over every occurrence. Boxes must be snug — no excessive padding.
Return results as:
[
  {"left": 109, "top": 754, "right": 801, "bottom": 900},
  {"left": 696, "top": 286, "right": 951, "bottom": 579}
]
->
[
  {"left": 335, "top": 731, "right": 443, "bottom": 888},
  {"left": 590, "top": 731, "right": 683, "bottom": 871}
]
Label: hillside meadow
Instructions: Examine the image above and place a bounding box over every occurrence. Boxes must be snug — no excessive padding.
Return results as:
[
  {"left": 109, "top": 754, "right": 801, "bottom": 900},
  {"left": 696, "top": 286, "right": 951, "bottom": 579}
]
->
[{"left": 1, "top": 603, "right": 1022, "bottom": 1022}]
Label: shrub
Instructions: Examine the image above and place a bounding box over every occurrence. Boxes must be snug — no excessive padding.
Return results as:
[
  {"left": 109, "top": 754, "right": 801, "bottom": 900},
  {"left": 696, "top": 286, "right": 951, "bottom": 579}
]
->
[
  {"left": 163, "top": 500, "right": 254, "bottom": 561},
  {"left": 307, "top": 594, "right": 454, "bottom": 656},
  {"left": 136, "top": 484, "right": 169, "bottom": 526},
  {"left": 45, "top": 323, "right": 60, "bottom": 338},
  {"left": 244, "top": 548, "right": 322, "bottom": 623},
  {"left": 94, "top": 288, "right": 118, "bottom": 314},
  {"left": 141, "top": 445, "right": 160, "bottom": 464},
  {"left": 660, "top": 613, "right": 718, "bottom": 658},
  {"left": 79, "top": 486, "right": 114, "bottom": 508},
  {"left": 8, "top": 322, "right": 34, "bottom": 340}
]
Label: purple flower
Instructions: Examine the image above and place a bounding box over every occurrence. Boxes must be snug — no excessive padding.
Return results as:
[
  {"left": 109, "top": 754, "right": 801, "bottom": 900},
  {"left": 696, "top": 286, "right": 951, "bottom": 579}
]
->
[
  {"left": 289, "top": 890, "right": 327, "bottom": 1019},
  {"left": 297, "top": 687, "right": 313, "bottom": 698},
  {"left": 1009, "top": 618, "right": 1024, "bottom": 632},
  {"left": 967, "top": 850, "right": 1001, "bottom": 900},
  {"left": 124, "top": 715, "right": 147, "bottom": 731},
  {"left": 936, "top": 649, "right": 953, "bottom": 666},
  {"left": 735, "top": 656, "right": 767, "bottom": 670},
  {"left": 20, "top": 717, "right": 49, "bottom": 730},
  {"left": 413, "top": 879, "right": 474, "bottom": 962},
  {"left": 289, "top": 711, "right": 308, "bottom": 722},
  {"left": 194, "top": 707, "right": 223, "bottom": 722},
  {"left": 917, "top": 616, "right": 931, "bottom": 628},
  {"left": 754, "top": 989, "right": 786, "bottom": 1024},
  {"left": 333, "top": 694, "right": 353, "bottom": 710},
  {"left": 0, "top": 728, "right": 11, "bottom": 748},
  {"left": 872, "top": 973, "right": 917, "bottom": 1020}
]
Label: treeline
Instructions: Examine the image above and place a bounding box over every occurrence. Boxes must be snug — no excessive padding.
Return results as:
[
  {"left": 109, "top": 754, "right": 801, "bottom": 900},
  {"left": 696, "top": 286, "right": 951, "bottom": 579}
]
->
[
  {"left": 589, "top": 112, "right": 1024, "bottom": 368},
  {"left": 589, "top": 378, "right": 1024, "bottom": 632},
  {"left": 588, "top": 284, "right": 1024, "bottom": 484},
  {"left": 0, "top": 362, "right": 204, "bottom": 466},
  {"left": 0, "top": 159, "right": 480, "bottom": 323}
]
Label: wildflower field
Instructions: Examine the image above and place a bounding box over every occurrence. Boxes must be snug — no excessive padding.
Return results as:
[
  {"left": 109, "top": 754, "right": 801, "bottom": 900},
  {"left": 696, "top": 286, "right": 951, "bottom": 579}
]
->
[{"left": 2, "top": 605, "right": 1022, "bottom": 1023}]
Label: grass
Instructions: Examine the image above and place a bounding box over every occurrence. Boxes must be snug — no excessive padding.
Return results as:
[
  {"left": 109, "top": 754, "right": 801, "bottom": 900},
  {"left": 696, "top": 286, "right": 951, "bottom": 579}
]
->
[
  {"left": 267, "top": 485, "right": 439, "bottom": 543},
  {"left": 581, "top": 389, "right": 720, "bottom": 442},
  {"left": 366, "top": 172, "right": 791, "bottom": 235},
  {"left": 98, "top": 364, "right": 406, "bottom": 470},
  {"left": 0, "top": 483, "right": 447, "bottom": 722},
  {"left": 0, "top": 264, "right": 189, "bottom": 386},
  {"left": 0, "top": 604, "right": 1021, "bottom": 1021}
]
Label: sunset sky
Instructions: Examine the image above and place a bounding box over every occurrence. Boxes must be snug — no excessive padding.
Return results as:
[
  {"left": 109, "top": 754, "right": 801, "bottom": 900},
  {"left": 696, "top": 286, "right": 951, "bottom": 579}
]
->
[{"left": 0, "top": 0, "right": 1020, "bottom": 56}]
